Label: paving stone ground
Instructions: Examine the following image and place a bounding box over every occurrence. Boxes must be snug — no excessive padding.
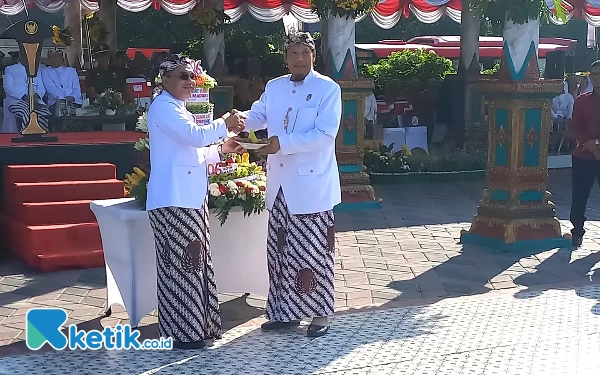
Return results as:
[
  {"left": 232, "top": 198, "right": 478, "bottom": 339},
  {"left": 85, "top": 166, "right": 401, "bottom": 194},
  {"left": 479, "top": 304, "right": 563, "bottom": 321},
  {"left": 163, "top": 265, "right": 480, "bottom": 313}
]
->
[
  {"left": 1, "top": 284, "right": 600, "bottom": 374},
  {"left": 1, "top": 169, "right": 600, "bottom": 372}
]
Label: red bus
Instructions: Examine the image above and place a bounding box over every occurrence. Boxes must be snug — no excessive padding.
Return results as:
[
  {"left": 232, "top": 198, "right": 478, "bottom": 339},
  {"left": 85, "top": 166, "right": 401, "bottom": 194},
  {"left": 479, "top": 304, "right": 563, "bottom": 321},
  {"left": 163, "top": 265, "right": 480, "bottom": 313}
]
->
[{"left": 356, "top": 36, "right": 577, "bottom": 72}]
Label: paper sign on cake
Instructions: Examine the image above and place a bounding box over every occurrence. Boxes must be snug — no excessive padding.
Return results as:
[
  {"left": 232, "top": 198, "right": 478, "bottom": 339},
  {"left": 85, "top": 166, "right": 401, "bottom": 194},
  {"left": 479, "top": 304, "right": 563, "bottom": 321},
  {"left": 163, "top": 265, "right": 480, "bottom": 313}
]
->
[
  {"left": 208, "top": 163, "right": 238, "bottom": 175},
  {"left": 185, "top": 59, "right": 215, "bottom": 126},
  {"left": 193, "top": 113, "right": 212, "bottom": 125},
  {"left": 189, "top": 89, "right": 209, "bottom": 102}
]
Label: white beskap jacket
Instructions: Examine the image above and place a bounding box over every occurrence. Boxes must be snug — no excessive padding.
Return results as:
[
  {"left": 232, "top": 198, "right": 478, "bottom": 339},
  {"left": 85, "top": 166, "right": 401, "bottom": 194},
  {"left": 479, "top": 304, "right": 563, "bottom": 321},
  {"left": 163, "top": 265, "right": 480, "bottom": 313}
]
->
[
  {"left": 242, "top": 70, "right": 342, "bottom": 215},
  {"left": 146, "top": 91, "right": 226, "bottom": 211},
  {"left": 41, "top": 65, "right": 83, "bottom": 107}
]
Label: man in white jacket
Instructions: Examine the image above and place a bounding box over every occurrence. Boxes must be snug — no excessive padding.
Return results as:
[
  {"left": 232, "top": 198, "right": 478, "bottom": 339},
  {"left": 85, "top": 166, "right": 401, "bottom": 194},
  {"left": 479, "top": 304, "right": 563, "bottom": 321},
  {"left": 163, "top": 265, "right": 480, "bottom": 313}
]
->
[
  {"left": 241, "top": 31, "right": 342, "bottom": 337},
  {"left": 146, "top": 55, "right": 245, "bottom": 350},
  {"left": 41, "top": 50, "right": 82, "bottom": 110},
  {"left": 2, "top": 62, "right": 49, "bottom": 133}
]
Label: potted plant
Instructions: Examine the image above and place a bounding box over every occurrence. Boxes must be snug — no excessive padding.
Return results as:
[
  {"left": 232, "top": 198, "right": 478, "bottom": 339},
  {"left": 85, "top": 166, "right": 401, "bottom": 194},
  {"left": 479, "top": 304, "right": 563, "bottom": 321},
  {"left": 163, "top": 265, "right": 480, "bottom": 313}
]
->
[{"left": 93, "top": 88, "right": 132, "bottom": 115}]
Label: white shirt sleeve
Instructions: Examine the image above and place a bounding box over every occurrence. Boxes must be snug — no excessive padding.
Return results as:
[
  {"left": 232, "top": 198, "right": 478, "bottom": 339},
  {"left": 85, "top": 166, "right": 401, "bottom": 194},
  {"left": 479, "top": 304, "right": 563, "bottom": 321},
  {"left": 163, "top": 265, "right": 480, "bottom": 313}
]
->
[
  {"left": 35, "top": 69, "right": 46, "bottom": 100},
  {"left": 278, "top": 82, "right": 342, "bottom": 155},
  {"left": 205, "top": 144, "right": 221, "bottom": 166},
  {"left": 365, "top": 93, "right": 376, "bottom": 121},
  {"left": 566, "top": 94, "right": 574, "bottom": 119},
  {"left": 151, "top": 97, "right": 228, "bottom": 148},
  {"left": 241, "top": 83, "right": 268, "bottom": 132},
  {"left": 4, "top": 67, "right": 26, "bottom": 99}
]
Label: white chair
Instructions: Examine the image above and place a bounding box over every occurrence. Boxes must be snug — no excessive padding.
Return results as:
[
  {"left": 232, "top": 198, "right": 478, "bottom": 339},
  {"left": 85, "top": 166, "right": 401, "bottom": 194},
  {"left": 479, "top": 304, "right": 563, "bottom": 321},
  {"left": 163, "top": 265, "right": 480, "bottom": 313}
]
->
[
  {"left": 383, "top": 128, "right": 406, "bottom": 152},
  {"left": 405, "top": 126, "right": 428, "bottom": 153}
]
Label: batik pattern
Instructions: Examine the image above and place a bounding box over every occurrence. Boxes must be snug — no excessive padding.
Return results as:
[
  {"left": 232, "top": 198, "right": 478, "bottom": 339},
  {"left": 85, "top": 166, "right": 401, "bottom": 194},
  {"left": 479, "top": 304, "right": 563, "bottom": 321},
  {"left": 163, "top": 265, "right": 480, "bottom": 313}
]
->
[
  {"left": 266, "top": 188, "right": 335, "bottom": 322},
  {"left": 148, "top": 200, "right": 222, "bottom": 343},
  {"left": 9, "top": 99, "right": 51, "bottom": 132}
]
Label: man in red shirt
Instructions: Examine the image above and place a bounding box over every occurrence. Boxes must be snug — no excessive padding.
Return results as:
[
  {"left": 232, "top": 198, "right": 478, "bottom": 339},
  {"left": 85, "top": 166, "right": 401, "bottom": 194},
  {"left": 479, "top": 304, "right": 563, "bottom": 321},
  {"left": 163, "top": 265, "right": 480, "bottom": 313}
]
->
[{"left": 570, "top": 61, "right": 600, "bottom": 246}]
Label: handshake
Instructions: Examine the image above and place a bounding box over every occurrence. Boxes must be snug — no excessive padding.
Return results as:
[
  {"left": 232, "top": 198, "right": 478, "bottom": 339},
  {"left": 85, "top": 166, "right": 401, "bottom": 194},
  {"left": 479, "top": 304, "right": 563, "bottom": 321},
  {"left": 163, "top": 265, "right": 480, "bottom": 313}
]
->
[{"left": 221, "top": 109, "right": 247, "bottom": 134}]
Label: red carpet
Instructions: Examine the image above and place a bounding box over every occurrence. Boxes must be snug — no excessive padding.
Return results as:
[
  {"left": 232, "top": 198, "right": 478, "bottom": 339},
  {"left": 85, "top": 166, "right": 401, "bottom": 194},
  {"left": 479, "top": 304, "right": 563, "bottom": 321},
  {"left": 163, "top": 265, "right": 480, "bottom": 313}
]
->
[{"left": 2, "top": 163, "right": 126, "bottom": 272}]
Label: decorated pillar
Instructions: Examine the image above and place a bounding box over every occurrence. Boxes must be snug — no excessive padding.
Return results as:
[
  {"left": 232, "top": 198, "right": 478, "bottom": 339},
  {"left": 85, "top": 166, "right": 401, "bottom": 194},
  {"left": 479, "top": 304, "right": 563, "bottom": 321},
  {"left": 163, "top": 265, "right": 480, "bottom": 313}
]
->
[
  {"left": 64, "top": 1, "right": 83, "bottom": 70},
  {"left": 317, "top": 8, "right": 379, "bottom": 210},
  {"left": 460, "top": 13, "right": 570, "bottom": 250},
  {"left": 203, "top": 31, "right": 226, "bottom": 76},
  {"left": 98, "top": 0, "right": 117, "bottom": 55},
  {"left": 190, "top": 4, "right": 233, "bottom": 117},
  {"left": 457, "top": 0, "right": 483, "bottom": 143}
]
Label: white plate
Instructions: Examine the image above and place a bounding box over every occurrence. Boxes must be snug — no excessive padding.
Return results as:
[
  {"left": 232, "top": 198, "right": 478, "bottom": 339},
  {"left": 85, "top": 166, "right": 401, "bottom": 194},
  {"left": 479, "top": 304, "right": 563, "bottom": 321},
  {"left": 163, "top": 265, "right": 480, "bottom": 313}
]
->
[{"left": 235, "top": 140, "right": 268, "bottom": 150}]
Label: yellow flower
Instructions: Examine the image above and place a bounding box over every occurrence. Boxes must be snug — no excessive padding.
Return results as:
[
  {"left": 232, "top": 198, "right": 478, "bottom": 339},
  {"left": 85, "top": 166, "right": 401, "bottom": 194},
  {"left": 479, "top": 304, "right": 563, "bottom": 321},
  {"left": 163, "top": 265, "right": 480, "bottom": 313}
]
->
[
  {"left": 241, "top": 153, "right": 250, "bottom": 164},
  {"left": 133, "top": 167, "right": 146, "bottom": 178}
]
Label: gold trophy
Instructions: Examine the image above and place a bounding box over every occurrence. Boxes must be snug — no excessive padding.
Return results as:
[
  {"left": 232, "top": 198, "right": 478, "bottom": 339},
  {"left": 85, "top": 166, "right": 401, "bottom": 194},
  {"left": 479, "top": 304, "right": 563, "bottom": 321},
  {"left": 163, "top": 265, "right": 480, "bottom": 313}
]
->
[{"left": 1, "top": 19, "right": 58, "bottom": 142}]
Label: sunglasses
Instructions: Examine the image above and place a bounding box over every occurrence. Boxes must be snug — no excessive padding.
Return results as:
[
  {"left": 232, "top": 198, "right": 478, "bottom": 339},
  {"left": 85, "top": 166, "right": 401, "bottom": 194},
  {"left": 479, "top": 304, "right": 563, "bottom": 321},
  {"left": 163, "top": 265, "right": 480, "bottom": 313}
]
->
[{"left": 168, "top": 72, "right": 196, "bottom": 81}]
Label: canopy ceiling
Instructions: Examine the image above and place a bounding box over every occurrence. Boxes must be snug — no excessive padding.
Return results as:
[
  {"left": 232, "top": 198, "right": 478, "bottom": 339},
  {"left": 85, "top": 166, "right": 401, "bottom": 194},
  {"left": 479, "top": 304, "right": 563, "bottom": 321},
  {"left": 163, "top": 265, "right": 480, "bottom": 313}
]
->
[
  {"left": 5, "top": 0, "right": 600, "bottom": 30},
  {"left": 0, "top": 0, "right": 462, "bottom": 28},
  {"left": 224, "top": 0, "right": 461, "bottom": 28}
]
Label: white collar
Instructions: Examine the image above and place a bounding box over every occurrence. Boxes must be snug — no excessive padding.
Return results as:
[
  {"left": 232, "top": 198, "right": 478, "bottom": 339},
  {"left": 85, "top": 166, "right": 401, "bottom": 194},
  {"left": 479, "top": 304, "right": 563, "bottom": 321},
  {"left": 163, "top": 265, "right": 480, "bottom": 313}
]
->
[
  {"left": 162, "top": 91, "right": 185, "bottom": 107},
  {"left": 289, "top": 69, "right": 315, "bottom": 86}
]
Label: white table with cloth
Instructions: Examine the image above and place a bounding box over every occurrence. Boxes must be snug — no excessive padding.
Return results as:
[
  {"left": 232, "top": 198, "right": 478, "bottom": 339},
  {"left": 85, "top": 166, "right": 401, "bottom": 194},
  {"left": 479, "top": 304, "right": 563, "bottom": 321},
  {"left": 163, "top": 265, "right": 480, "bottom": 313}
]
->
[
  {"left": 90, "top": 198, "right": 270, "bottom": 327},
  {"left": 383, "top": 126, "right": 429, "bottom": 153}
]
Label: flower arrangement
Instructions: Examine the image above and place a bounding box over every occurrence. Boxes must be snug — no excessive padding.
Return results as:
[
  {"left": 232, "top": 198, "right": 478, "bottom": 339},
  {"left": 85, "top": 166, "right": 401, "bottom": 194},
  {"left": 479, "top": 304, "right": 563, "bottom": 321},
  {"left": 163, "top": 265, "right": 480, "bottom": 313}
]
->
[
  {"left": 94, "top": 88, "right": 136, "bottom": 113},
  {"left": 124, "top": 167, "right": 148, "bottom": 203},
  {"left": 308, "top": 0, "right": 378, "bottom": 19},
  {"left": 94, "top": 89, "right": 123, "bottom": 111},
  {"left": 189, "top": 6, "right": 231, "bottom": 34},
  {"left": 52, "top": 26, "right": 74, "bottom": 46},
  {"left": 364, "top": 144, "right": 487, "bottom": 174},
  {"left": 208, "top": 153, "right": 266, "bottom": 225},
  {"left": 187, "top": 102, "right": 214, "bottom": 114},
  {"left": 194, "top": 71, "right": 217, "bottom": 90},
  {"left": 363, "top": 144, "right": 411, "bottom": 173},
  {"left": 133, "top": 112, "right": 149, "bottom": 151}
]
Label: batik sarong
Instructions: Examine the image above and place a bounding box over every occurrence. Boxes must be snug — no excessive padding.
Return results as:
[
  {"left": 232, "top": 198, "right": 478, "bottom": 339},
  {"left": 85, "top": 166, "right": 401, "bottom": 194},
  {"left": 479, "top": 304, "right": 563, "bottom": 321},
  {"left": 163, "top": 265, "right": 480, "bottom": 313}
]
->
[
  {"left": 266, "top": 188, "right": 336, "bottom": 322},
  {"left": 148, "top": 199, "right": 222, "bottom": 343},
  {"left": 9, "top": 99, "right": 51, "bottom": 132}
]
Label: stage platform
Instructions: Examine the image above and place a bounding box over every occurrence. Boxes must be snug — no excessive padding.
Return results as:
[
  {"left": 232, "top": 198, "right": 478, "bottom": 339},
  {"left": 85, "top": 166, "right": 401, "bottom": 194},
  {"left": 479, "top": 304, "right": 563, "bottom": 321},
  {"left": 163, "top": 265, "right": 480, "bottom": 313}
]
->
[
  {"left": 0, "top": 131, "right": 140, "bottom": 203},
  {"left": 0, "top": 131, "right": 140, "bottom": 268},
  {"left": 0, "top": 131, "right": 142, "bottom": 147}
]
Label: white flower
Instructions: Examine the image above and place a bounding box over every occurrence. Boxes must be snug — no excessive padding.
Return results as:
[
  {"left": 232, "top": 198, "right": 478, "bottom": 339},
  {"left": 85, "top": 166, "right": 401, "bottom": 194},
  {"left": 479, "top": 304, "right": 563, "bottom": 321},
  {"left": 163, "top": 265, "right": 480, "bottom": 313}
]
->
[
  {"left": 209, "top": 188, "right": 221, "bottom": 197},
  {"left": 226, "top": 180, "right": 237, "bottom": 191},
  {"left": 133, "top": 137, "right": 149, "bottom": 151},
  {"left": 136, "top": 112, "right": 148, "bottom": 133},
  {"left": 208, "top": 183, "right": 219, "bottom": 191}
]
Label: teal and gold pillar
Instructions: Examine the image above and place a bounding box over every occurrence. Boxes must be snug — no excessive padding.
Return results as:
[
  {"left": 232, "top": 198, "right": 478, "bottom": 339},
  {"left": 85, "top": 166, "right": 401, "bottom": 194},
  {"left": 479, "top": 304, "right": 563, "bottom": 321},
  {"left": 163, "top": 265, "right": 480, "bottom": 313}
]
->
[
  {"left": 325, "top": 15, "right": 380, "bottom": 211},
  {"left": 460, "top": 77, "right": 570, "bottom": 250},
  {"left": 335, "top": 79, "right": 380, "bottom": 211}
]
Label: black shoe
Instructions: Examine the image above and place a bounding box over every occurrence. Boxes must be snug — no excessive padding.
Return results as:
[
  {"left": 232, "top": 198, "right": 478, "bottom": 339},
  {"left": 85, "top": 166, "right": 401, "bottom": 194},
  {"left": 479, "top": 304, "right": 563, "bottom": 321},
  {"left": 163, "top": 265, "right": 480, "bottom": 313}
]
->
[
  {"left": 173, "top": 340, "right": 206, "bottom": 349},
  {"left": 261, "top": 320, "right": 300, "bottom": 331},
  {"left": 306, "top": 324, "right": 329, "bottom": 338},
  {"left": 572, "top": 234, "right": 584, "bottom": 247}
]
